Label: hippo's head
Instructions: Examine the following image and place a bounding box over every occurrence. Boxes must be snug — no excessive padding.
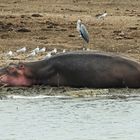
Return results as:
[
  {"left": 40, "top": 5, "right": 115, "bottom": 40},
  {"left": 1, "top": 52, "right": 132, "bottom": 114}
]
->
[{"left": 0, "top": 62, "right": 33, "bottom": 87}]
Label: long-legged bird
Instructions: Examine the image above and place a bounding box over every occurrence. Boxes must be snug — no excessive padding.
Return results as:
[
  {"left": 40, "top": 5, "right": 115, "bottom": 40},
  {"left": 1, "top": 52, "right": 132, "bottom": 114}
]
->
[{"left": 77, "top": 19, "right": 89, "bottom": 48}]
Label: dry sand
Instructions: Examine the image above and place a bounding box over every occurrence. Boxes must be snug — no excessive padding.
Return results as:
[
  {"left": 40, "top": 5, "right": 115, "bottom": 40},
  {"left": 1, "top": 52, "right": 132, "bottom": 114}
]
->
[{"left": 0, "top": 0, "right": 140, "bottom": 66}]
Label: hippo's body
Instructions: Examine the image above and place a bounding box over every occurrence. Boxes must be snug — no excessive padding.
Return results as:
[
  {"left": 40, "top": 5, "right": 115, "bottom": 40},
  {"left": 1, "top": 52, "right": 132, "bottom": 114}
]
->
[{"left": 0, "top": 51, "right": 140, "bottom": 88}]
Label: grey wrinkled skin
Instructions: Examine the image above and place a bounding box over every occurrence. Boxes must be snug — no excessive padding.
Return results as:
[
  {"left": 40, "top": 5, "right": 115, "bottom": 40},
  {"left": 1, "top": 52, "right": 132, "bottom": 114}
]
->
[{"left": 0, "top": 51, "right": 140, "bottom": 88}]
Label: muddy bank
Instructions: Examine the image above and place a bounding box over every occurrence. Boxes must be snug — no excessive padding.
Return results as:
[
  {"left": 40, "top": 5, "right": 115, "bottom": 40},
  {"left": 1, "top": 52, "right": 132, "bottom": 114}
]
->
[{"left": 0, "top": 86, "right": 140, "bottom": 100}]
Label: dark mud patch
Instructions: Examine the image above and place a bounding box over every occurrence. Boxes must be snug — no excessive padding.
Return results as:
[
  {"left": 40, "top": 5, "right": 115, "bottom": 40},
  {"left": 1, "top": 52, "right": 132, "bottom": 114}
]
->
[{"left": 0, "top": 86, "right": 140, "bottom": 100}]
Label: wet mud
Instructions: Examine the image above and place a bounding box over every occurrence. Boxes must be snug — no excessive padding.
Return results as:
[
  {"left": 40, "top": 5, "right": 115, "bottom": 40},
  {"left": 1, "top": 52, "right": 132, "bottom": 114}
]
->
[{"left": 1, "top": 86, "right": 140, "bottom": 100}]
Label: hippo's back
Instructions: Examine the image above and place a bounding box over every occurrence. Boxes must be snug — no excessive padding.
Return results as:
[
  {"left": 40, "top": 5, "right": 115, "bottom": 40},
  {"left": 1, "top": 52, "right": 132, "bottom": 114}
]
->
[
  {"left": 50, "top": 51, "right": 140, "bottom": 71},
  {"left": 47, "top": 52, "right": 140, "bottom": 88}
]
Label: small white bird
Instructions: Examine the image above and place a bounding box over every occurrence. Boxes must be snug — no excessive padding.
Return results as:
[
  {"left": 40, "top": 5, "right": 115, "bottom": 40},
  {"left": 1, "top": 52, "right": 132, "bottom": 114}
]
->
[
  {"left": 77, "top": 19, "right": 89, "bottom": 48},
  {"left": 28, "top": 51, "right": 36, "bottom": 57},
  {"left": 86, "top": 48, "right": 90, "bottom": 51},
  {"left": 32, "top": 47, "right": 40, "bottom": 53},
  {"left": 95, "top": 11, "right": 107, "bottom": 19},
  {"left": 7, "top": 51, "right": 13, "bottom": 56},
  {"left": 44, "top": 52, "right": 52, "bottom": 59},
  {"left": 51, "top": 48, "right": 57, "bottom": 54},
  {"left": 16, "top": 47, "right": 27, "bottom": 53},
  {"left": 38, "top": 47, "right": 46, "bottom": 53},
  {"left": 62, "top": 49, "right": 66, "bottom": 53}
]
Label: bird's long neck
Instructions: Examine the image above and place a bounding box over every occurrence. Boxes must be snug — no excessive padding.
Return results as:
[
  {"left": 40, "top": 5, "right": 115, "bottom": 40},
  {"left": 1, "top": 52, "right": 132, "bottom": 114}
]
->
[{"left": 77, "top": 22, "right": 81, "bottom": 32}]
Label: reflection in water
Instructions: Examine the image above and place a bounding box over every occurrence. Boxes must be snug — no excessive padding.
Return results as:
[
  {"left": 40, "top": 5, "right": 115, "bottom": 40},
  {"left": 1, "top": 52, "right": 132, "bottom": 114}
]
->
[{"left": 0, "top": 97, "right": 140, "bottom": 140}]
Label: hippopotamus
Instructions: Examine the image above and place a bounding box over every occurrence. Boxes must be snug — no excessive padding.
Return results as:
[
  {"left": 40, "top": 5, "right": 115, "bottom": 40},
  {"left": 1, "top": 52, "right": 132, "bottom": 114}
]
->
[{"left": 0, "top": 51, "right": 140, "bottom": 88}]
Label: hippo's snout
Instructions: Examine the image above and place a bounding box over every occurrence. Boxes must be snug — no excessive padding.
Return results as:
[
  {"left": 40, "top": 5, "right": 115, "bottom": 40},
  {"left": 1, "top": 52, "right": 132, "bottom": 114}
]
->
[
  {"left": 0, "top": 68, "right": 8, "bottom": 87},
  {"left": 0, "top": 65, "right": 33, "bottom": 87},
  {"left": 0, "top": 74, "right": 8, "bottom": 87}
]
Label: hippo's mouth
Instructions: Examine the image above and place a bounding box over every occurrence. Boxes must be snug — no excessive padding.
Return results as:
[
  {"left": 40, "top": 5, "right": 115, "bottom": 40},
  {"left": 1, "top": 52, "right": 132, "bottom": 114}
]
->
[
  {"left": 0, "top": 63, "right": 34, "bottom": 87},
  {"left": 0, "top": 74, "right": 9, "bottom": 87},
  {"left": 0, "top": 73, "right": 33, "bottom": 87}
]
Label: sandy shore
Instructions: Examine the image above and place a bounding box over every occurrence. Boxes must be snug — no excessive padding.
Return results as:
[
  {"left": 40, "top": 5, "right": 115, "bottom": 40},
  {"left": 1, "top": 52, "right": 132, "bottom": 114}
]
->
[{"left": 0, "top": 0, "right": 140, "bottom": 66}]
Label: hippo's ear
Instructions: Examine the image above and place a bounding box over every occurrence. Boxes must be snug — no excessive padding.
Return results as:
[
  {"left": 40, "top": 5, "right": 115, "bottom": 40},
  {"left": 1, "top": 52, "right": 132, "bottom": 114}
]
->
[
  {"left": 18, "top": 63, "right": 25, "bottom": 70},
  {"left": 9, "top": 62, "right": 16, "bottom": 66}
]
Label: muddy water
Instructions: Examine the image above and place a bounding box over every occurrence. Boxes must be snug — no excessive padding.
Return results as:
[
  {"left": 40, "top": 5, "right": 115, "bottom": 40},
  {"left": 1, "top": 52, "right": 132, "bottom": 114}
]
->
[{"left": 0, "top": 87, "right": 140, "bottom": 140}]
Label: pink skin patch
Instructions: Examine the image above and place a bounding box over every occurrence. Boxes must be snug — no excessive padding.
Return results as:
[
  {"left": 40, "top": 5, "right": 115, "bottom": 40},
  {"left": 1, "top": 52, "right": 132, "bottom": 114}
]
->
[
  {"left": 0, "top": 64, "right": 32, "bottom": 87},
  {"left": 0, "top": 74, "right": 32, "bottom": 87}
]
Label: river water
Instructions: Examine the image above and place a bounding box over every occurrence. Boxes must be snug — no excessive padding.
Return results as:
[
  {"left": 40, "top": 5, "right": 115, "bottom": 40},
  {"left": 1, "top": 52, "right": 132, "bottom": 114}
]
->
[{"left": 0, "top": 92, "right": 140, "bottom": 140}]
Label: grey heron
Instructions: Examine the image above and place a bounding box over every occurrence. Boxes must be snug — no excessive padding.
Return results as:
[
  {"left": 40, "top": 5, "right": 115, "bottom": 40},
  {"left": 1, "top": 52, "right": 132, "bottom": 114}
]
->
[{"left": 77, "top": 19, "right": 89, "bottom": 48}]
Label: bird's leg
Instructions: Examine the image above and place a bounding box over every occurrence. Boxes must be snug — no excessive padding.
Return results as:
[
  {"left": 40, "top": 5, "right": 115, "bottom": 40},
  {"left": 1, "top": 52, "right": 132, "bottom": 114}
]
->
[{"left": 82, "top": 40, "right": 86, "bottom": 50}]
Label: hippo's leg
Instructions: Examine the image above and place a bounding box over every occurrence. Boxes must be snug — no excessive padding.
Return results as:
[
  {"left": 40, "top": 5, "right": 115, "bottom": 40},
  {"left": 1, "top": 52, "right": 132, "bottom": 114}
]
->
[
  {"left": 45, "top": 72, "right": 69, "bottom": 86},
  {"left": 38, "top": 65, "right": 68, "bottom": 86},
  {"left": 34, "top": 65, "right": 57, "bottom": 85},
  {"left": 40, "top": 65, "right": 56, "bottom": 78}
]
